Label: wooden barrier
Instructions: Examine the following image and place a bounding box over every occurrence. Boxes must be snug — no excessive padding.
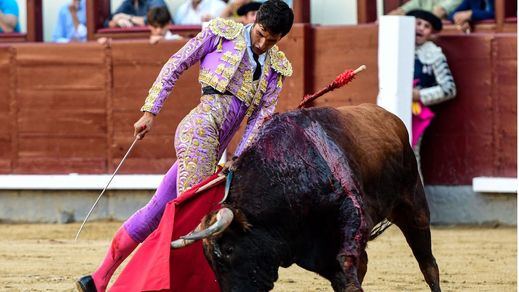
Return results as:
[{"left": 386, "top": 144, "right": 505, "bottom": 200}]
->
[
  {"left": 12, "top": 43, "right": 109, "bottom": 173},
  {"left": 0, "top": 46, "right": 12, "bottom": 173},
  {"left": 0, "top": 25, "right": 515, "bottom": 185},
  {"left": 312, "top": 24, "right": 379, "bottom": 107},
  {"left": 95, "top": 25, "right": 202, "bottom": 40},
  {"left": 491, "top": 34, "right": 517, "bottom": 177},
  {"left": 423, "top": 34, "right": 517, "bottom": 184}
]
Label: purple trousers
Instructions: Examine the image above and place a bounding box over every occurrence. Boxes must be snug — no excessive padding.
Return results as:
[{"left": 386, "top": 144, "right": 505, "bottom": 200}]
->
[{"left": 124, "top": 94, "right": 248, "bottom": 243}]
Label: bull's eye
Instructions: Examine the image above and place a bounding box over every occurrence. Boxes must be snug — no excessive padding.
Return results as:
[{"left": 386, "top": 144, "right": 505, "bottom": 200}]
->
[{"left": 223, "top": 245, "right": 234, "bottom": 255}]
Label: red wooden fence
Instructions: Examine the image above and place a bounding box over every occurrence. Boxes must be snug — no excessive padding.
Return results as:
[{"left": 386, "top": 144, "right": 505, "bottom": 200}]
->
[{"left": 0, "top": 25, "right": 515, "bottom": 185}]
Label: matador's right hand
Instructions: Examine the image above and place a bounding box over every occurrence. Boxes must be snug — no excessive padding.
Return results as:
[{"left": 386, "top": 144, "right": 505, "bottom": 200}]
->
[{"left": 134, "top": 112, "right": 155, "bottom": 140}]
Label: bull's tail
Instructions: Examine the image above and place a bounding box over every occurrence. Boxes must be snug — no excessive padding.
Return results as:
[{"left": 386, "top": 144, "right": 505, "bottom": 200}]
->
[{"left": 369, "top": 219, "right": 392, "bottom": 240}]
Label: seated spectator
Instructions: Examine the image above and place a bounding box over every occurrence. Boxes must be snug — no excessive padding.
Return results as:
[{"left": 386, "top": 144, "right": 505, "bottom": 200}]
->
[
  {"left": 236, "top": 1, "right": 261, "bottom": 24},
  {"left": 407, "top": 10, "right": 456, "bottom": 176},
  {"left": 388, "top": 0, "right": 462, "bottom": 19},
  {"left": 174, "top": 0, "right": 227, "bottom": 25},
  {"left": 147, "top": 6, "right": 182, "bottom": 44},
  {"left": 449, "top": 0, "right": 495, "bottom": 33},
  {"left": 220, "top": 0, "right": 251, "bottom": 19},
  {"left": 108, "top": 0, "right": 167, "bottom": 28},
  {"left": 52, "top": 0, "right": 87, "bottom": 43},
  {"left": 0, "top": 0, "right": 20, "bottom": 33}
]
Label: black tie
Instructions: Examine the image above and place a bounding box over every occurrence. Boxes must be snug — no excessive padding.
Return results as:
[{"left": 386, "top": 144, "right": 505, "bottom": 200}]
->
[{"left": 253, "top": 53, "right": 261, "bottom": 81}]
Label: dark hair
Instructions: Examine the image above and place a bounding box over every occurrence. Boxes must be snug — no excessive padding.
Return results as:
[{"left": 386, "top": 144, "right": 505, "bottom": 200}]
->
[
  {"left": 237, "top": 2, "right": 262, "bottom": 17},
  {"left": 255, "top": 0, "right": 294, "bottom": 36},
  {"left": 406, "top": 10, "right": 442, "bottom": 32},
  {"left": 147, "top": 7, "right": 172, "bottom": 28}
]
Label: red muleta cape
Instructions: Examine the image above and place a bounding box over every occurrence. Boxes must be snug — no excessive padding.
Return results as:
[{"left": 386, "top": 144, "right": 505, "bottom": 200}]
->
[{"left": 110, "top": 172, "right": 225, "bottom": 292}]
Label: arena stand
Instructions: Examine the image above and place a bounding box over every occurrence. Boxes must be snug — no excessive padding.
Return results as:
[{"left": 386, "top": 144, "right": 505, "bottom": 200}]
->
[
  {"left": 85, "top": 0, "right": 202, "bottom": 40},
  {"left": 85, "top": 0, "right": 311, "bottom": 40},
  {"left": 376, "top": 0, "right": 517, "bottom": 33},
  {"left": 0, "top": 0, "right": 515, "bottom": 224},
  {"left": 0, "top": 0, "right": 42, "bottom": 43}
]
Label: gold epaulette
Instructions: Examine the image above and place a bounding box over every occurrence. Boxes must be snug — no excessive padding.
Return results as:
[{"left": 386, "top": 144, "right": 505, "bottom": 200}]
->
[
  {"left": 208, "top": 18, "right": 243, "bottom": 40},
  {"left": 269, "top": 45, "right": 292, "bottom": 77}
]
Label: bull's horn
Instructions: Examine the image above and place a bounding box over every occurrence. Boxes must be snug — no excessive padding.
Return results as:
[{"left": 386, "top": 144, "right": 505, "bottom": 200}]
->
[
  {"left": 171, "top": 237, "right": 196, "bottom": 249},
  {"left": 181, "top": 208, "right": 234, "bottom": 241},
  {"left": 171, "top": 224, "right": 202, "bottom": 249}
]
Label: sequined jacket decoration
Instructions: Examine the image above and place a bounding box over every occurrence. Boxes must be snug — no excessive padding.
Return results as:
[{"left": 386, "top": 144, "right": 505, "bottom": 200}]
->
[
  {"left": 141, "top": 18, "right": 292, "bottom": 156},
  {"left": 415, "top": 41, "right": 456, "bottom": 106}
]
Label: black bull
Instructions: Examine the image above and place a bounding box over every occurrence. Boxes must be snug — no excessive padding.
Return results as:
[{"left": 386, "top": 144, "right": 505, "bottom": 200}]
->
[{"left": 175, "top": 104, "right": 440, "bottom": 292}]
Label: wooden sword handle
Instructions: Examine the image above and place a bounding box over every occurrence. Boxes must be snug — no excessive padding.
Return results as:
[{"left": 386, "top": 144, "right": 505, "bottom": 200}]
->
[{"left": 353, "top": 65, "right": 367, "bottom": 75}]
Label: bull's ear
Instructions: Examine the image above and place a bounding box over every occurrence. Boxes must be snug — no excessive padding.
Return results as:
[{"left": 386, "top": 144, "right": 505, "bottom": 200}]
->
[{"left": 233, "top": 209, "right": 252, "bottom": 232}]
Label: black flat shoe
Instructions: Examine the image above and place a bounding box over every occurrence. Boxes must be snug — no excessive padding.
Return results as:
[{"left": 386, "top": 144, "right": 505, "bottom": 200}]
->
[{"left": 75, "top": 275, "right": 97, "bottom": 292}]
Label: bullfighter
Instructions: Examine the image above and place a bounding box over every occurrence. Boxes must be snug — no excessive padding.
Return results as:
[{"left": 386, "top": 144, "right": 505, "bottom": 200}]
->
[{"left": 75, "top": 1, "right": 294, "bottom": 291}]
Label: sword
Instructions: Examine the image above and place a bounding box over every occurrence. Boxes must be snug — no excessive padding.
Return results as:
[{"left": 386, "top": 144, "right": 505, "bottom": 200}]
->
[{"left": 74, "top": 137, "right": 139, "bottom": 241}]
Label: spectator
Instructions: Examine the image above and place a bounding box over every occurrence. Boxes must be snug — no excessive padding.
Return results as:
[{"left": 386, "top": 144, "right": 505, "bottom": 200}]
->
[
  {"left": 388, "top": 0, "right": 462, "bottom": 19},
  {"left": 174, "top": 0, "right": 227, "bottom": 25},
  {"left": 237, "top": 1, "right": 261, "bottom": 24},
  {"left": 220, "top": 0, "right": 251, "bottom": 19},
  {"left": 0, "top": 0, "right": 20, "bottom": 33},
  {"left": 147, "top": 6, "right": 182, "bottom": 44},
  {"left": 52, "top": 0, "right": 87, "bottom": 43},
  {"left": 407, "top": 10, "right": 456, "bottom": 176},
  {"left": 449, "top": 0, "right": 495, "bottom": 33},
  {"left": 108, "top": 0, "right": 167, "bottom": 28}
]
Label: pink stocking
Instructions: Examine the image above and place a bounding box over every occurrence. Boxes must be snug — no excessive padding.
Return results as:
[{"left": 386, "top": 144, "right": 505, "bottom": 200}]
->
[{"left": 91, "top": 227, "right": 138, "bottom": 291}]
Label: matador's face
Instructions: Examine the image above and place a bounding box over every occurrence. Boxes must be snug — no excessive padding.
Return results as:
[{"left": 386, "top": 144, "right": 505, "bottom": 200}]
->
[{"left": 250, "top": 24, "right": 283, "bottom": 55}]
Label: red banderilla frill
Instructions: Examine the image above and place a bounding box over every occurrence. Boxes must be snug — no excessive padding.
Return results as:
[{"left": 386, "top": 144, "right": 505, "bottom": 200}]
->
[{"left": 298, "top": 65, "right": 366, "bottom": 109}]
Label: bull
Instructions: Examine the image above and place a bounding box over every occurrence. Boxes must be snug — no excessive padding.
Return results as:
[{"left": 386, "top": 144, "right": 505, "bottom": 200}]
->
[{"left": 172, "top": 104, "right": 441, "bottom": 292}]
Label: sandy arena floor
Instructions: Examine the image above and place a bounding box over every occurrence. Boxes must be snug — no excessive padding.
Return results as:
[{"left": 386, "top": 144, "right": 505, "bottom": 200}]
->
[{"left": 0, "top": 222, "right": 515, "bottom": 291}]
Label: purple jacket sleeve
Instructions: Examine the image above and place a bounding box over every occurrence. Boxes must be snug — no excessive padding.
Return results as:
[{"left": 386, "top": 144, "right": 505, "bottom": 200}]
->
[
  {"left": 234, "top": 74, "right": 284, "bottom": 157},
  {"left": 141, "top": 28, "right": 218, "bottom": 115}
]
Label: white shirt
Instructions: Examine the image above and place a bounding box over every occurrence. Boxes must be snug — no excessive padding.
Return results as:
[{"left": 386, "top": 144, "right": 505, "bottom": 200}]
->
[
  {"left": 175, "top": 0, "right": 227, "bottom": 25},
  {"left": 244, "top": 23, "right": 266, "bottom": 75}
]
